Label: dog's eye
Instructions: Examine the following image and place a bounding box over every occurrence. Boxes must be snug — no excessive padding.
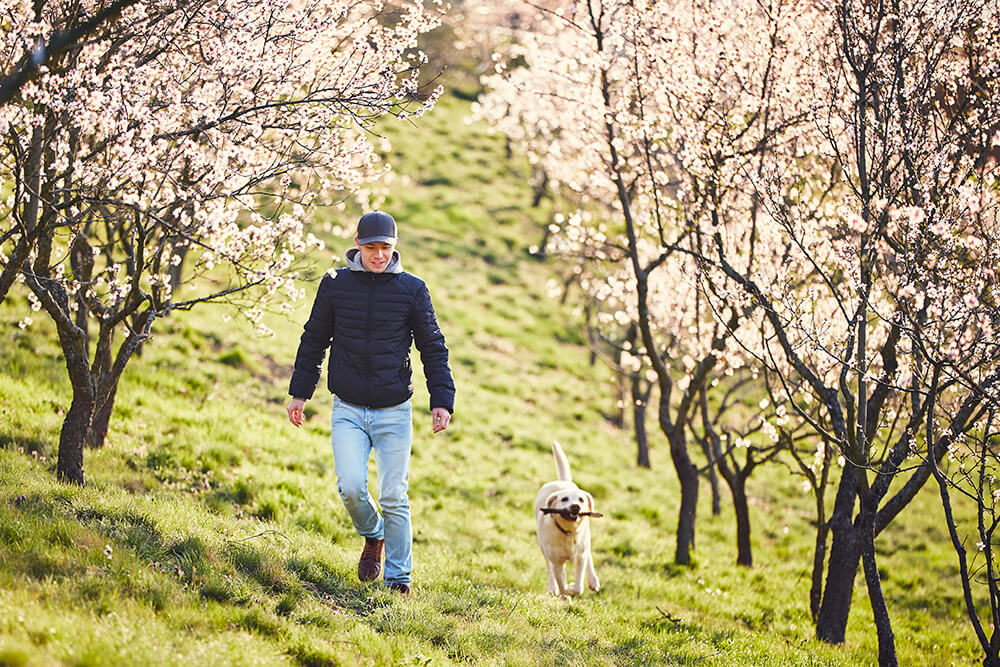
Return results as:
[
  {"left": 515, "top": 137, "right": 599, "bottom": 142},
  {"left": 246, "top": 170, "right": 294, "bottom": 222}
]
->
[{"left": 561, "top": 497, "right": 568, "bottom": 502}]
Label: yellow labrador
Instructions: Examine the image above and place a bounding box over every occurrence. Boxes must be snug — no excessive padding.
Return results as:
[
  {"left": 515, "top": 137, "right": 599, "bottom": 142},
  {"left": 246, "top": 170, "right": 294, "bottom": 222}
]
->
[{"left": 535, "top": 441, "right": 602, "bottom": 596}]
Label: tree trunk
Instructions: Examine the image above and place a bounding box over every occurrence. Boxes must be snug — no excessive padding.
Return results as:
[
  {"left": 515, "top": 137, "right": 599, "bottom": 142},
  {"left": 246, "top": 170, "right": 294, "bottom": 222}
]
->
[
  {"left": 700, "top": 437, "right": 722, "bottom": 516},
  {"left": 632, "top": 373, "right": 650, "bottom": 468},
  {"left": 859, "top": 487, "right": 897, "bottom": 666},
  {"left": 0, "top": 235, "right": 34, "bottom": 305},
  {"left": 731, "top": 476, "right": 752, "bottom": 566},
  {"left": 167, "top": 242, "right": 189, "bottom": 293},
  {"left": 816, "top": 467, "right": 862, "bottom": 643},
  {"left": 665, "top": 423, "right": 698, "bottom": 564},
  {"left": 715, "top": 446, "right": 753, "bottom": 567},
  {"left": 1, "top": 124, "right": 45, "bottom": 305},
  {"left": 55, "top": 330, "right": 94, "bottom": 485},
  {"left": 530, "top": 170, "right": 549, "bottom": 208},
  {"left": 810, "top": 492, "right": 830, "bottom": 621},
  {"left": 85, "top": 329, "right": 114, "bottom": 449},
  {"left": 85, "top": 380, "right": 119, "bottom": 449},
  {"left": 85, "top": 310, "right": 154, "bottom": 448},
  {"left": 609, "top": 369, "right": 625, "bottom": 428}
]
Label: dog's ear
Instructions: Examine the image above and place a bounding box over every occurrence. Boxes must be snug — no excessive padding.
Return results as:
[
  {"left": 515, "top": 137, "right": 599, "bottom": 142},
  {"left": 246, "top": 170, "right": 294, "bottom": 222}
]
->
[{"left": 584, "top": 491, "right": 604, "bottom": 518}]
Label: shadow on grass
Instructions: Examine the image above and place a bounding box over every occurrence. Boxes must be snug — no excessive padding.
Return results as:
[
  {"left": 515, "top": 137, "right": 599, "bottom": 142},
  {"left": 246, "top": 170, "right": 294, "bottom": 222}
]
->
[
  {"left": 285, "top": 555, "right": 390, "bottom": 617},
  {"left": 426, "top": 620, "right": 700, "bottom": 666},
  {"left": 75, "top": 505, "right": 165, "bottom": 561},
  {"left": 7, "top": 490, "right": 386, "bottom": 618},
  {"left": 5, "top": 486, "right": 732, "bottom": 665}
]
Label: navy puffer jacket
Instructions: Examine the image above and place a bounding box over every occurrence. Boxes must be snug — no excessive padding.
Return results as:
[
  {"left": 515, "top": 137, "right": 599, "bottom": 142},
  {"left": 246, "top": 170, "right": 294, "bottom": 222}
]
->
[{"left": 288, "top": 249, "right": 455, "bottom": 412}]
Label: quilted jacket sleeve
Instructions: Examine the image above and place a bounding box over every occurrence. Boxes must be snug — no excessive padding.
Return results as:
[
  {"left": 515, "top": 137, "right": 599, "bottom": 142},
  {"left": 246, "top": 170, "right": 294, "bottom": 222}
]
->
[
  {"left": 410, "top": 283, "right": 456, "bottom": 413},
  {"left": 288, "top": 274, "right": 335, "bottom": 400}
]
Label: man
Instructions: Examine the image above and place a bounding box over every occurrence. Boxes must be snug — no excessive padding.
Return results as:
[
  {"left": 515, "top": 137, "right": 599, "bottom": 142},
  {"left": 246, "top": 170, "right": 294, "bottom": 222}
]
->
[{"left": 286, "top": 210, "right": 455, "bottom": 597}]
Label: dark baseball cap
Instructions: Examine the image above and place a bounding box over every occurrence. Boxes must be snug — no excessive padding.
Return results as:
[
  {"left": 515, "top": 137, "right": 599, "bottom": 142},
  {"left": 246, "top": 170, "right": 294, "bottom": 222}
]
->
[{"left": 356, "top": 211, "right": 397, "bottom": 244}]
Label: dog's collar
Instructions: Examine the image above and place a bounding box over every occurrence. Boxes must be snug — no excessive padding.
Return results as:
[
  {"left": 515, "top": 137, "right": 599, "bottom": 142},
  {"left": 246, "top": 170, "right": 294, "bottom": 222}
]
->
[{"left": 551, "top": 515, "right": 573, "bottom": 536}]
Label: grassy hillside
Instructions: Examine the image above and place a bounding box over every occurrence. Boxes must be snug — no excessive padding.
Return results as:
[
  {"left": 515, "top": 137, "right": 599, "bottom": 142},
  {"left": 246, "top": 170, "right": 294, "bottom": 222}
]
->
[{"left": 0, "top": 91, "right": 982, "bottom": 666}]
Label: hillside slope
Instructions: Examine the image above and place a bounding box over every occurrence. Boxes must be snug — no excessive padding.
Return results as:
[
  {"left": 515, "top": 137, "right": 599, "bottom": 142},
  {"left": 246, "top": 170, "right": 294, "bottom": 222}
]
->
[{"left": 0, "top": 93, "right": 979, "bottom": 666}]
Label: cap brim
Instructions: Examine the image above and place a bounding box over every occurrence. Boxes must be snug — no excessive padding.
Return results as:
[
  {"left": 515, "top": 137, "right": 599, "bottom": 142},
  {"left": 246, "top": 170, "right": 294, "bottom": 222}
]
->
[{"left": 357, "top": 235, "right": 397, "bottom": 245}]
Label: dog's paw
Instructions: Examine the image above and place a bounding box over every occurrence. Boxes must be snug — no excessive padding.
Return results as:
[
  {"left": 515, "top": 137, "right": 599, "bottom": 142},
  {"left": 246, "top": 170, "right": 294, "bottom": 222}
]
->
[
  {"left": 567, "top": 583, "right": 583, "bottom": 596},
  {"left": 589, "top": 579, "right": 601, "bottom": 593}
]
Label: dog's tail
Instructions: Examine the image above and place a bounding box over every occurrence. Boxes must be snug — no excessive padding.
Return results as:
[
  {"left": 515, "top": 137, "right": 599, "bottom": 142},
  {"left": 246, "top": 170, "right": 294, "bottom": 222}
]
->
[{"left": 552, "top": 440, "right": 572, "bottom": 482}]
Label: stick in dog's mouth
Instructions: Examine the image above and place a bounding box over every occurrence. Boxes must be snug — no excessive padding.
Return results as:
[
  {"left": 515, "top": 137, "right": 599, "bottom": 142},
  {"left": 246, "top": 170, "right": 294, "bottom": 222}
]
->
[{"left": 540, "top": 508, "right": 604, "bottom": 519}]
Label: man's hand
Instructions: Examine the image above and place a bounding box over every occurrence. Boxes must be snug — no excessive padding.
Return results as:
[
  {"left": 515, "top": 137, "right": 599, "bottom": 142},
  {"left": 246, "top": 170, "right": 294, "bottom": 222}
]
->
[
  {"left": 431, "top": 407, "right": 451, "bottom": 434},
  {"left": 287, "top": 397, "right": 306, "bottom": 427}
]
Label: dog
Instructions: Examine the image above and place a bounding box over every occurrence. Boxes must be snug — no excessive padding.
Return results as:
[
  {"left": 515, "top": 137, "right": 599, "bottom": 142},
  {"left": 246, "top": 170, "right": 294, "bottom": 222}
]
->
[{"left": 534, "top": 441, "right": 602, "bottom": 596}]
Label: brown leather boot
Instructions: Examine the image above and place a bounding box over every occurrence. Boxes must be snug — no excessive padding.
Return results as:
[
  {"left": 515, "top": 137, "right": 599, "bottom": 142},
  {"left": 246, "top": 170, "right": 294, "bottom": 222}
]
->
[
  {"left": 387, "top": 582, "right": 410, "bottom": 597},
  {"left": 357, "top": 537, "right": 384, "bottom": 582}
]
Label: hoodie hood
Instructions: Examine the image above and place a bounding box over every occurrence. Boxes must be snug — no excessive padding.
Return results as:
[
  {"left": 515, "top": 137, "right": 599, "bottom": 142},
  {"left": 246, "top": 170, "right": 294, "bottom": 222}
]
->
[{"left": 345, "top": 247, "right": 403, "bottom": 274}]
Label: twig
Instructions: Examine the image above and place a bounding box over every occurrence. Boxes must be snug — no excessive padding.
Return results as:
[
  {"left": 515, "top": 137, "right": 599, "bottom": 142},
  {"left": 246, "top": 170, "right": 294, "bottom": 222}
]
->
[
  {"left": 654, "top": 606, "right": 683, "bottom": 629},
  {"left": 232, "top": 530, "right": 291, "bottom": 544}
]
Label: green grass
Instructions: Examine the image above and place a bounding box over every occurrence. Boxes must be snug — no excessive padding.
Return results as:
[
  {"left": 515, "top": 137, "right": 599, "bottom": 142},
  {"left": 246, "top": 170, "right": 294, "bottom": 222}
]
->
[{"left": 0, "top": 92, "right": 984, "bottom": 665}]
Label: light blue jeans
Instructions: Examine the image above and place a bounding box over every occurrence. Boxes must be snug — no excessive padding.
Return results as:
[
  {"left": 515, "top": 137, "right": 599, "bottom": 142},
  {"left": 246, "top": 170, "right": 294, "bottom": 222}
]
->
[{"left": 331, "top": 397, "right": 413, "bottom": 585}]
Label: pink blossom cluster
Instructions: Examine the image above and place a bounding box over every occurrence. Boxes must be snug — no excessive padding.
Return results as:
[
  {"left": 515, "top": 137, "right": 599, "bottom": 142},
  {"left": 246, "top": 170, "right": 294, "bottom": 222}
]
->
[
  {"left": 1, "top": 0, "right": 443, "bottom": 330},
  {"left": 478, "top": 0, "right": 1000, "bottom": 489}
]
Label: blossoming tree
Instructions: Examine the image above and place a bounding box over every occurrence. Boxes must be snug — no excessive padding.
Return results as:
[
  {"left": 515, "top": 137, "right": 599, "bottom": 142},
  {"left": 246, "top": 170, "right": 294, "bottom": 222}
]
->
[
  {"left": 480, "top": 0, "right": 999, "bottom": 662},
  {"left": 0, "top": 0, "right": 444, "bottom": 485},
  {"left": 700, "top": 0, "right": 1000, "bottom": 661},
  {"left": 477, "top": 0, "right": 820, "bottom": 566},
  {"left": 0, "top": 0, "right": 140, "bottom": 107}
]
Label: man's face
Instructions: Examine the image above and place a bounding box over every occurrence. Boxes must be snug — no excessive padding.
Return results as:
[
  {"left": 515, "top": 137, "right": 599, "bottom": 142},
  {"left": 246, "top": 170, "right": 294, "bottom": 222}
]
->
[{"left": 357, "top": 240, "right": 396, "bottom": 273}]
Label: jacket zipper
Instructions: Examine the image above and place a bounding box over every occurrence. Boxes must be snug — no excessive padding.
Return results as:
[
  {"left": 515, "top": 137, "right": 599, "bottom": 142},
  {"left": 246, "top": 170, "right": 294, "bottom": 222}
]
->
[{"left": 365, "top": 274, "right": 376, "bottom": 406}]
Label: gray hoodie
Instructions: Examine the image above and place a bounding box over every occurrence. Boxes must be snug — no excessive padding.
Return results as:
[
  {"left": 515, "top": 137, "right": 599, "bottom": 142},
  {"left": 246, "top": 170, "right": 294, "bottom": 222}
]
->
[{"left": 345, "top": 247, "right": 403, "bottom": 274}]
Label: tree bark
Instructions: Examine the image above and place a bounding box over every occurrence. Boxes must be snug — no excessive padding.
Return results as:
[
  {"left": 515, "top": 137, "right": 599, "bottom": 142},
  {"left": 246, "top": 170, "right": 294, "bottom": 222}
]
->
[
  {"left": 85, "top": 310, "right": 155, "bottom": 449},
  {"left": 0, "top": 124, "right": 45, "bottom": 306},
  {"left": 858, "top": 486, "right": 898, "bottom": 666},
  {"left": 810, "top": 491, "right": 830, "bottom": 621},
  {"left": 816, "top": 466, "right": 861, "bottom": 643},
  {"left": 0, "top": 235, "right": 35, "bottom": 306},
  {"left": 731, "top": 473, "right": 752, "bottom": 566},
  {"left": 85, "top": 328, "right": 114, "bottom": 449},
  {"left": 632, "top": 372, "right": 651, "bottom": 468},
  {"left": 664, "top": 421, "right": 698, "bottom": 564},
  {"left": 609, "top": 368, "right": 625, "bottom": 428},
  {"left": 55, "top": 328, "right": 93, "bottom": 485},
  {"left": 167, "top": 242, "right": 189, "bottom": 293},
  {"left": 713, "top": 440, "right": 753, "bottom": 566},
  {"left": 86, "top": 379, "right": 118, "bottom": 449},
  {"left": 701, "top": 437, "right": 722, "bottom": 516}
]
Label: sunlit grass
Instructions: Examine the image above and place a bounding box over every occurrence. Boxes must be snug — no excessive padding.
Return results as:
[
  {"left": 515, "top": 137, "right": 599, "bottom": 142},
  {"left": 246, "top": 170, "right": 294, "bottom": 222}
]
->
[{"left": 0, "top": 91, "right": 984, "bottom": 666}]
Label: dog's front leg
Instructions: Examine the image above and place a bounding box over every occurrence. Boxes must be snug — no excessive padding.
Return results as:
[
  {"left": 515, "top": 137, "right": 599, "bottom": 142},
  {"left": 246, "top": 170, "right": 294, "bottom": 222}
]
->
[
  {"left": 568, "top": 556, "right": 585, "bottom": 595},
  {"left": 545, "top": 560, "right": 561, "bottom": 596},
  {"left": 585, "top": 553, "right": 600, "bottom": 592},
  {"left": 550, "top": 560, "right": 569, "bottom": 596}
]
